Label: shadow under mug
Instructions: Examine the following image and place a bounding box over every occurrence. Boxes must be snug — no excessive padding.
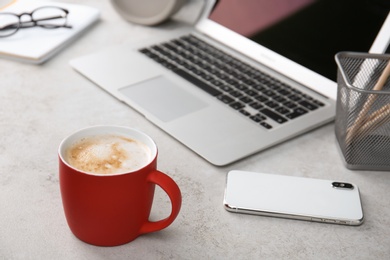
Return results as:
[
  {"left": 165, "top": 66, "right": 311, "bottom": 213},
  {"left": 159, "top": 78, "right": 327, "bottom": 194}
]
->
[{"left": 58, "top": 125, "right": 182, "bottom": 246}]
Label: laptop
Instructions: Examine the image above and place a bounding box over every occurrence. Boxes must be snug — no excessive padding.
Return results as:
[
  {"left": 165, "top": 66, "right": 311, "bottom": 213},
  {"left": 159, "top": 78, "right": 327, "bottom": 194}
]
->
[{"left": 70, "top": 0, "right": 390, "bottom": 166}]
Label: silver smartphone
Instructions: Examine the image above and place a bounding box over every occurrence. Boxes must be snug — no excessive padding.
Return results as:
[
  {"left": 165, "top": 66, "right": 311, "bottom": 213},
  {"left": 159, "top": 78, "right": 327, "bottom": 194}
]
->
[{"left": 224, "top": 170, "right": 364, "bottom": 226}]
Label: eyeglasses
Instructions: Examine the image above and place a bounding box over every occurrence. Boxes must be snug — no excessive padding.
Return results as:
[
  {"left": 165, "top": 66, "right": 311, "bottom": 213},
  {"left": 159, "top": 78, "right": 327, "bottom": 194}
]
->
[{"left": 0, "top": 6, "right": 72, "bottom": 37}]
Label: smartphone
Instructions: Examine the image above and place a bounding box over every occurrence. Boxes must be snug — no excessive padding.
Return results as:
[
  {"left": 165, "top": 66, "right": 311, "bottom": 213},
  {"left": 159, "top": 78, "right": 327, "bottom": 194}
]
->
[{"left": 224, "top": 170, "right": 364, "bottom": 226}]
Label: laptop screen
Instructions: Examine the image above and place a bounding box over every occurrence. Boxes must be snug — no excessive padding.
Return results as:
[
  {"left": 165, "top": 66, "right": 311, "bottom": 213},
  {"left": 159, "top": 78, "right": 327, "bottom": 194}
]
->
[{"left": 209, "top": 0, "right": 390, "bottom": 81}]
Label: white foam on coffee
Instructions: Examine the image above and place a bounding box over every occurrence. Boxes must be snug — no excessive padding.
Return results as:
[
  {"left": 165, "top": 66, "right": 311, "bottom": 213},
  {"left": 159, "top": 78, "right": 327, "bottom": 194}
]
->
[{"left": 66, "top": 135, "right": 152, "bottom": 174}]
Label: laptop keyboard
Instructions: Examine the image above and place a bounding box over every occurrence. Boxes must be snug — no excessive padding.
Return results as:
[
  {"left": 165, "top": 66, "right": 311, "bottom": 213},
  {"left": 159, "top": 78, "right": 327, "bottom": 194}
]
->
[{"left": 139, "top": 35, "right": 325, "bottom": 130}]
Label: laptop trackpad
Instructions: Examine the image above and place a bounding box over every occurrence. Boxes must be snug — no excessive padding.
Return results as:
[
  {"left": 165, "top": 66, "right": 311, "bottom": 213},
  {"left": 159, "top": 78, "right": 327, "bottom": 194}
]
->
[{"left": 119, "top": 76, "right": 208, "bottom": 122}]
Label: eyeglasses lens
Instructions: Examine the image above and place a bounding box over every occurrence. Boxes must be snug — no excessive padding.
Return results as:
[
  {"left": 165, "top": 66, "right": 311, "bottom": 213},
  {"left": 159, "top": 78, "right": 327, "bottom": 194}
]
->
[
  {"left": 0, "top": 14, "right": 19, "bottom": 37},
  {"left": 32, "top": 7, "right": 67, "bottom": 28}
]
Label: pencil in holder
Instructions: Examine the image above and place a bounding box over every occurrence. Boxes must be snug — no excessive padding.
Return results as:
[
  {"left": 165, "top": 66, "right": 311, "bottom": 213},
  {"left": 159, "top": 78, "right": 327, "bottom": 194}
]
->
[{"left": 335, "top": 52, "right": 390, "bottom": 171}]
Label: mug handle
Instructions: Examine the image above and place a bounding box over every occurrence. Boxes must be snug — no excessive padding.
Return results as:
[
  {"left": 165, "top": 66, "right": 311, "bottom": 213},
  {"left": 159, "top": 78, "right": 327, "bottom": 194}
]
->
[{"left": 139, "top": 170, "right": 182, "bottom": 234}]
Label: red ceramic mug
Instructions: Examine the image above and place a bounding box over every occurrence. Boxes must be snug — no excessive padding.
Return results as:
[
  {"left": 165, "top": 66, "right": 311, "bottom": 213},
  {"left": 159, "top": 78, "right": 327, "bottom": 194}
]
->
[{"left": 58, "top": 125, "right": 182, "bottom": 246}]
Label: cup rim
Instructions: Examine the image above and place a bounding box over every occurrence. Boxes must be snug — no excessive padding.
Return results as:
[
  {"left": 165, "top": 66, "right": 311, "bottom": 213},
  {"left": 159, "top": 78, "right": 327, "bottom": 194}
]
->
[{"left": 58, "top": 125, "right": 158, "bottom": 176}]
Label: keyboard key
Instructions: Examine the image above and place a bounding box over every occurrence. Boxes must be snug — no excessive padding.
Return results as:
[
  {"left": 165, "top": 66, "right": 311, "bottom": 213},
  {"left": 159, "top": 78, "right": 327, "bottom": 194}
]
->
[
  {"left": 244, "top": 89, "right": 258, "bottom": 97},
  {"left": 286, "top": 108, "right": 308, "bottom": 119},
  {"left": 243, "top": 79, "right": 256, "bottom": 86},
  {"left": 265, "top": 100, "right": 279, "bottom": 109},
  {"left": 218, "top": 94, "right": 235, "bottom": 104},
  {"left": 275, "top": 106, "right": 290, "bottom": 115},
  {"left": 230, "top": 90, "right": 243, "bottom": 98},
  {"left": 240, "top": 96, "right": 253, "bottom": 104},
  {"left": 255, "top": 95, "right": 268, "bottom": 103},
  {"left": 283, "top": 101, "right": 297, "bottom": 109},
  {"left": 211, "top": 79, "right": 223, "bottom": 87},
  {"left": 260, "top": 108, "right": 288, "bottom": 124},
  {"left": 263, "top": 90, "right": 276, "bottom": 97},
  {"left": 220, "top": 85, "right": 234, "bottom": 93},
  {"left": 250, "top": 102, "right": 263, "bottom": 110},
  {"left": 234, "top": 83, "right": 248, "bottom": 92},
  {"left": 253, "top": 83, "right": 266, "bottom": 92},
  {"left": 139, "top": 48, "right": 150, "bottom": 54},
  {"left": 173, "top": 69, "right": 222, "bottom": 96},
  {"left": 161, "top": 61, "right": 177, "bottom": 70},
  {"left": 273, "top": 95, "right": 287, "bottom": 103},
  {"left": 276, "top": 89, "right": 290, "bottom": 95},
  {"left": 260, "top": 121, "right": 273, "bottom": 129},
  {"left": 313, "top": 100, "right": 325, "bottom": 107},
  {"left": 200, "top": 73, "right": 214, "bottom": 81},
  {"left": 230, "top": 102, "right": 245, "bottom": 110},
  {"left": 288, "top": 94, "right": 301, "bottom": 102},
  {"left": 239, "top": 109, "right": 251, "bottom": 116},
  {"left": 299, "top": 100, "right": 318, "bottom": 110},
  {"left": 250, "top": 114, "right": 266, "bottom": 123}
]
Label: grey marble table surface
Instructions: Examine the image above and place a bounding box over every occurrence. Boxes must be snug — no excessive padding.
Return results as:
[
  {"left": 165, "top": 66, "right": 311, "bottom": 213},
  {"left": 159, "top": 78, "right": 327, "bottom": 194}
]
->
[{"left": 1, "top": 0, "right": 390, "bottom": 259}]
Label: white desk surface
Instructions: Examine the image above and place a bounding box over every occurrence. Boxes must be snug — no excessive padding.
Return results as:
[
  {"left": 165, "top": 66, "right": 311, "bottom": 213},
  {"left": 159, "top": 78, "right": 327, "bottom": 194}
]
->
[{"left": 1, "top": 0, "right": 390, "bottom": 259}]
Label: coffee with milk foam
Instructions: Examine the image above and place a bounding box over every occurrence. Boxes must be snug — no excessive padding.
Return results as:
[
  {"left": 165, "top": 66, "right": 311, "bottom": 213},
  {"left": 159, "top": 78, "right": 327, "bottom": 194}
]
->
[{"left": 66, "top": 135, "right": 152, "bottom": 174}]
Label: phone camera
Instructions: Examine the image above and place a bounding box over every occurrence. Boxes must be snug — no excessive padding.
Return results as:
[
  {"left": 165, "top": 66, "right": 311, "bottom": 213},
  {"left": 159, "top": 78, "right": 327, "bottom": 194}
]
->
[{"left": 332, "top": 182, "right": 354, "bottom": 189}]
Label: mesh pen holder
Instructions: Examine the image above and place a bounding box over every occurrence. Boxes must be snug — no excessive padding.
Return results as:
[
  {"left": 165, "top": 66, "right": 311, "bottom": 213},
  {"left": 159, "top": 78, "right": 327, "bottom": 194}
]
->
[{"left": 335, "top": 52, "right": 390, "bottom": 171}]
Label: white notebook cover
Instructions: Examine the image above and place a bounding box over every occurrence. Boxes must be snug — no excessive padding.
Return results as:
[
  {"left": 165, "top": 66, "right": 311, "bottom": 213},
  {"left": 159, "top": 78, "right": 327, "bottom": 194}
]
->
[{"left": 0, "top": 0, "right": 100, "bottom": 64}]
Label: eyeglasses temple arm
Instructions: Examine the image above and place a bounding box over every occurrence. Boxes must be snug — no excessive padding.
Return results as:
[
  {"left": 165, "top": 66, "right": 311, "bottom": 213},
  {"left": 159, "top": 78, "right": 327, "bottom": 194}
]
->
[{"left": 19, "top": 15, "right": 72, "bottom": 29}]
